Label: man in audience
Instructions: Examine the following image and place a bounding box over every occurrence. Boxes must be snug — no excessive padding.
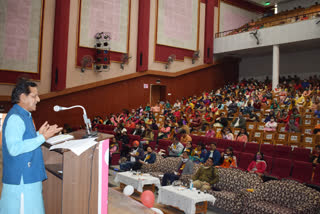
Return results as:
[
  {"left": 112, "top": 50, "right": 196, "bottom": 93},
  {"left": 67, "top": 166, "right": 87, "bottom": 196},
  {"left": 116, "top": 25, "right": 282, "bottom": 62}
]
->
[
  {"left": 231, "top": 112, "right": 246, "bottom": 129},
  {"left": 133, "top": 146, "right": 156, "bottom": 170},
  {"left": 204, "top": 142, "right": 221, "bottom": 166},
  {"left": 168, "top": 136, "right": 184, "bottom": 157},
  {"left": 120, "top": 141, "right": 144, "bottom": 171},
  {"left": 192, "top": 158, "right": 219, "bottom": 191},
  {"left": 161, "top": 151, "right": 194, "bottom": 186},
  {"left": 132, "top": 123, "right": 144, "bottom": 137}
]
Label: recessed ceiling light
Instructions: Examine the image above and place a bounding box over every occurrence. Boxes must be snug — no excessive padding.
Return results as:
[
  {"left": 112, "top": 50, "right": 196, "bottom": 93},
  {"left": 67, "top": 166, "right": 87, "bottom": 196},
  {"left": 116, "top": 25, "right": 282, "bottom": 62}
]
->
[{"left": 264, "top": 1, "right": 271, "bottom": 6}]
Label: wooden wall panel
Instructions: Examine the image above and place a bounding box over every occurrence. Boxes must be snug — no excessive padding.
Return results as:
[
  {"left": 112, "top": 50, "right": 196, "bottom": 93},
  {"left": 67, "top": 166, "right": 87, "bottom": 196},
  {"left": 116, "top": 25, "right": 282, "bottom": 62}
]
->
[{"left": 29, "top": 62, "right": 238, "bottom": 128}]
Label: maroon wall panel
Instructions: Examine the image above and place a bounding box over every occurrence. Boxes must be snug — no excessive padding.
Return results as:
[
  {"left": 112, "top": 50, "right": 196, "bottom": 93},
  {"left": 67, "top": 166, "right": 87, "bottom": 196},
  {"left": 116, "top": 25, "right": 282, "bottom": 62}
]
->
[
  {"left": 136, "top": 0, "right": 150, "bottom": 72},
  {"left": 204, "top": 0, "right": 215, "bottom": 64},
  {"left": 51, "top": 0, "right": 70, "bottom": 91}
]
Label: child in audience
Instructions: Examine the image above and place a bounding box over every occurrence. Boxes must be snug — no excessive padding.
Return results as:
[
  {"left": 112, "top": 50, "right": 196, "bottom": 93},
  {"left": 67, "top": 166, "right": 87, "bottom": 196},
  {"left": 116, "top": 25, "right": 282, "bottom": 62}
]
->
[{"left": 219, "top": 147, "right": 237, "bottom": 168}]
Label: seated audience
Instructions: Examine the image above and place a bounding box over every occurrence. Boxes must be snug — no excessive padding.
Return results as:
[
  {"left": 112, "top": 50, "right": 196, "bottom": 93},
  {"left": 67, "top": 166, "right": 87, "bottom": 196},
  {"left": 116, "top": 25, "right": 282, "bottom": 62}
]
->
[
  {"left": 133, "top": 146, "right": 156, "bottom": 170},
  {"left": 231, "top": 112, "right": 246, "bottom": 129},
  {"left": 140, "top": 125, "right": 154, "bottom": 149},
  {"left": 180, "top": 129, "right": 192, "bottom": 144},
  {"left": 214, "top": 113, "right": 228, "bottom": 127},
  {"left": 191, "top": 143, "right": 207, "bottom": 163},
  {"left": 109, "top": 138, "right": 119, "bottom": 166},
  {"left": 168, "top": 137, "right": 184, "bottom": 157},
  {"left": 114, "top": 123, "right": 127, "bottom": 141},
  {"left": 277, "top": 109, "right": 289, "bottom": 123},
  {"left": 285, "top": 115, "right": 300, "bottom": 132},
  {"left": 157, "top": 121, "right": 171, "bottom": 139},
  {"left": 247, "top": 152, "right": 267, "bottom": 176},
  {"left": 264, "top": 116, "right": 278, "bottom": 131},
  {"left": 180, "top": 141, "right": 193, "bottom": 156},
  {"left": 192, "top": 158, "right": 219, "bottom": 191},
  {"left": 205, "top": 125, "right": 216, "bottom": 138},
  {"left": 132, "top": 123, "right": 144, "bottom": 137},
  {"left": 161, "top": 151, "right": 194, "bottom": 186},
  {"left": 119, "top": 130, "right": 130, "bottom": 157},
  {"left": 190, "top": 112, "right": 202, "bottom": 131},
  {"left": 236, "top": 128, "right": 249, "bottom": 142},
  {"left": 222, "top": 127, "right": 234, "bottom": 141},
  {"left": 120, "top": 141, "right": 144, "bottom": 171},
  {"left": 204, "top": 143, "right": 221, "bottom": 166},
  {"left": 219, "top": 147, "right": 237, "bottom": 168},
  {"left": 151, "top": 103, "right": 160, "bottom": 112}
]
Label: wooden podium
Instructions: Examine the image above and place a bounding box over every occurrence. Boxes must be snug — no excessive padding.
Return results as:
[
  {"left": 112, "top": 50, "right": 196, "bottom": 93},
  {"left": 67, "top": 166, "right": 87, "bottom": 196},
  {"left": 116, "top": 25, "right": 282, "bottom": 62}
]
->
[{"left": 42, "top": 130, "right": 113, "bottom": 214}]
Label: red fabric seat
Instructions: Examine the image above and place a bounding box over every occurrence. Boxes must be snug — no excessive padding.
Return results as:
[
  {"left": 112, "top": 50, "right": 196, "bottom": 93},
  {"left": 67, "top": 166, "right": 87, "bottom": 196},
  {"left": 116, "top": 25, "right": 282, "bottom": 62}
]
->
[
  {"left": 216, "top": 139, "right": 231, "bottom": 150},
  {"left": 263, "top": 155, "right": 273, "bottom": 174},
  {"left": 288, "top": 161, "right": 313, "bottom": 183},
  {"left": 190, "top": 135, "right": 207, "bottom": 145},
  {"left": 238, "top": 152, "right": 255, "bottom": 171},
  {"left": 158, "top": 139, "right": 172, "bottom": 155},
  {"left": 111, "top": 153, "right": 120, "bottom": 165},
  {"left": 260, "top": 144, "right": 275, "bottom": 157},
  {"left": 290, "top": 147, "right": 311, "bottom": 162},
  {"left": 274, "top": 145, "right": 292, "bottom": 159},
  {"left": 126, "top": 127, "right": 134, "bottom": 134},
  {"left": 244, "top": 142, "right": 259, "bottom": 154},
  {"left": 229, "top": 141, "right": 244, "bottom": 152},
  {"left": 268, "top": 158, "right": 292, "bottom": 179},
  {"left": 128, "top": 134, "right": 141, "bottom": 146}
]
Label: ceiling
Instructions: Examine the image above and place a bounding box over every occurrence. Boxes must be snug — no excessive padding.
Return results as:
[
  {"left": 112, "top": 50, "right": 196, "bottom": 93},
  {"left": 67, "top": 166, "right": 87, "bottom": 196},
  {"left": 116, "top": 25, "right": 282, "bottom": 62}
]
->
[{"left": 246, "top": 0, "right": 295, "bottom": 7}]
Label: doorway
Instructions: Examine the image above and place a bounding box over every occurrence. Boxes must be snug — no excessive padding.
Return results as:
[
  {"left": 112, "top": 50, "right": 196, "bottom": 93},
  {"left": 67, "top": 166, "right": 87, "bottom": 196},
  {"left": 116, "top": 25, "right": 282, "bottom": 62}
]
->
[{"left": 150, "top": 85, "right": 166, "bottom": 106}]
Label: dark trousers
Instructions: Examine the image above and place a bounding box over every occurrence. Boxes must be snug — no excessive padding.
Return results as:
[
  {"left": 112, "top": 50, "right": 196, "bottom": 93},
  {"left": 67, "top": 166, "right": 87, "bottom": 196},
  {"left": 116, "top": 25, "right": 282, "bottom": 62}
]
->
[
  {"left": 161, "top": 173, "right": 180, "bottom": 186},
  {"left": 120, "top": 145, "right": 130, "bottom": 157}
]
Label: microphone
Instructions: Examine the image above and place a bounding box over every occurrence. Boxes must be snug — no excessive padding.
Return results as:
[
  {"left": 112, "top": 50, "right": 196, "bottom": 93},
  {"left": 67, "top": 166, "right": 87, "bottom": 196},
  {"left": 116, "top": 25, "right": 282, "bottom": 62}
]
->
[
  {"left": 53, "top": 105, "right": 68, "bottom": 112},
  {"left": 53, "top": 105, "right": 97, "bottom": 138}
]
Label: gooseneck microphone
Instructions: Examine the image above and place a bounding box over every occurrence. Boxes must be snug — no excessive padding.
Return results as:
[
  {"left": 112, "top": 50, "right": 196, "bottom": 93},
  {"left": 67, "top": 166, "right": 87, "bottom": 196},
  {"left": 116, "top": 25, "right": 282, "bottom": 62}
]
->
[{"left": 53, "top": 105, "right": 97, "bottom": 138}]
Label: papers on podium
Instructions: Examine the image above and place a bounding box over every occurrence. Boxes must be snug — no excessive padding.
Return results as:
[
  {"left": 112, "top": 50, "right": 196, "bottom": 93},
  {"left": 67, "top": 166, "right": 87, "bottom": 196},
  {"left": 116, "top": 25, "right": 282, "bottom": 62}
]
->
[
  {"left": 49, "top": 137, "right": 98, "bottom": 156},
  {"left": 46, "top": 134, "right": 74, "bottom": 145}
]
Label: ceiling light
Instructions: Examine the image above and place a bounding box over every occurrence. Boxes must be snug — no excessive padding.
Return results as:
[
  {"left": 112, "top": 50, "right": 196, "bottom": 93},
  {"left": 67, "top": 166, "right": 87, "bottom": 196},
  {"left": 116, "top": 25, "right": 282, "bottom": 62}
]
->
[{"left": 264, "top": 1, "right": 271, "bottom": 6}]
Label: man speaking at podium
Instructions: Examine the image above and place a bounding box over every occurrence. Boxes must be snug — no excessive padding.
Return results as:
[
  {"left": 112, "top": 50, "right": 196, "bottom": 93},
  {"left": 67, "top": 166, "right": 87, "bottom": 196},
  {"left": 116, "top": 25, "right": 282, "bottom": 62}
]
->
[{"left": 0, "top": 78, "right": 62, "bottom": 214}]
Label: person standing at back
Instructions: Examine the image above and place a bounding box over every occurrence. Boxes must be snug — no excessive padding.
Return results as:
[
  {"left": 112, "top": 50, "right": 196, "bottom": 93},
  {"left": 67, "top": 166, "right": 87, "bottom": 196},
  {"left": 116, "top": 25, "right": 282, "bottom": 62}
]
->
[{"left": 0, "top": 78, "right": 62, "bottom": 214}]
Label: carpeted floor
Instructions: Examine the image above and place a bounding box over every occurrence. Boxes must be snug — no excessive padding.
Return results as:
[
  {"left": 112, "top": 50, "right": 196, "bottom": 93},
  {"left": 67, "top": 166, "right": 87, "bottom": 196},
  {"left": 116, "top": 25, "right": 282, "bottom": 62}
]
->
[{"left": 109, "top": 166, "right": 231, "bottom": 214}]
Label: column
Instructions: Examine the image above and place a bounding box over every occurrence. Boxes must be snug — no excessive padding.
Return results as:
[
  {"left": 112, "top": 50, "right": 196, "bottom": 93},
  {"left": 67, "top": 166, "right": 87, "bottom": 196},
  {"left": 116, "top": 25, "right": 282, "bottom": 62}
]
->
[{"left": 272, "top": 45, "right": 280, "bottom": 90}]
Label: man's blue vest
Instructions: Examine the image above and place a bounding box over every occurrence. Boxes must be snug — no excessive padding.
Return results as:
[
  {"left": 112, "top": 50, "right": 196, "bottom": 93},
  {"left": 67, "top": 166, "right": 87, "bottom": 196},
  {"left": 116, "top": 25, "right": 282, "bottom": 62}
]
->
[{"left": 2, "top": 104, "right": 47, "bottom": 184}]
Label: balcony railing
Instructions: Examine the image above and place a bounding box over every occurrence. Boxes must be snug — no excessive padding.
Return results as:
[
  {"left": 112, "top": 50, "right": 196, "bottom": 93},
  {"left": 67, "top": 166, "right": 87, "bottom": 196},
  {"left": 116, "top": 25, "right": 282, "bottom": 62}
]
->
[{"left": 215, "top": 10, "right": 320, "bottom": 38}]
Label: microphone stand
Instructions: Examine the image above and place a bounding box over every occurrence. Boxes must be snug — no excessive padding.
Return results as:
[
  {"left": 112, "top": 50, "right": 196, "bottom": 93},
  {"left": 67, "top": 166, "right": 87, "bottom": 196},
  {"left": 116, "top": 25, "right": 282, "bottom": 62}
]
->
[{"left": 55, "top": 105, "right": 97, "bottom": 138}]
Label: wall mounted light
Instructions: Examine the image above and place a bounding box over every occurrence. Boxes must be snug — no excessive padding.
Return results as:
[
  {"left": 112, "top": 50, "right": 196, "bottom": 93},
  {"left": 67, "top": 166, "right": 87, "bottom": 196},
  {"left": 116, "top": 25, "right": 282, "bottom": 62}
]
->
[
  {"left": 192, "top": 51, "right": 200, "bottom": 64},
  {"left": 165, "top": 54, "right": 176, "bottom": 70},
  {"left": 120, "top": 53, "right": 131, "bottom": 70},
  {"left": 80, "top": 55, "right": 94, "bottom": 72}
]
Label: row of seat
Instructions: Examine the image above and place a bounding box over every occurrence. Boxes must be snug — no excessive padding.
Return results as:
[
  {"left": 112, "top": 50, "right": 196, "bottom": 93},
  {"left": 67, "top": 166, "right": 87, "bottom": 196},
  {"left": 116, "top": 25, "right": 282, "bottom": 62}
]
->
[
  {"left": 111, "top": 132, "right": 320, "bottom": 186},
  {"left": 97, "top": 124, "right": 316, "bottom": 161},
  {"left": 235, "top": 151, "right": 320, "bottom": 185}
]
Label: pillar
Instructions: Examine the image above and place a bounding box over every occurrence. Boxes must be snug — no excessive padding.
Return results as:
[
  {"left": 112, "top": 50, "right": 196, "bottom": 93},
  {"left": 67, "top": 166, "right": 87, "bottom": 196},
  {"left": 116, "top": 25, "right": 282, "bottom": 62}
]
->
[{"left": 272, "top": 45, "right": 280, "bottom": 90}]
